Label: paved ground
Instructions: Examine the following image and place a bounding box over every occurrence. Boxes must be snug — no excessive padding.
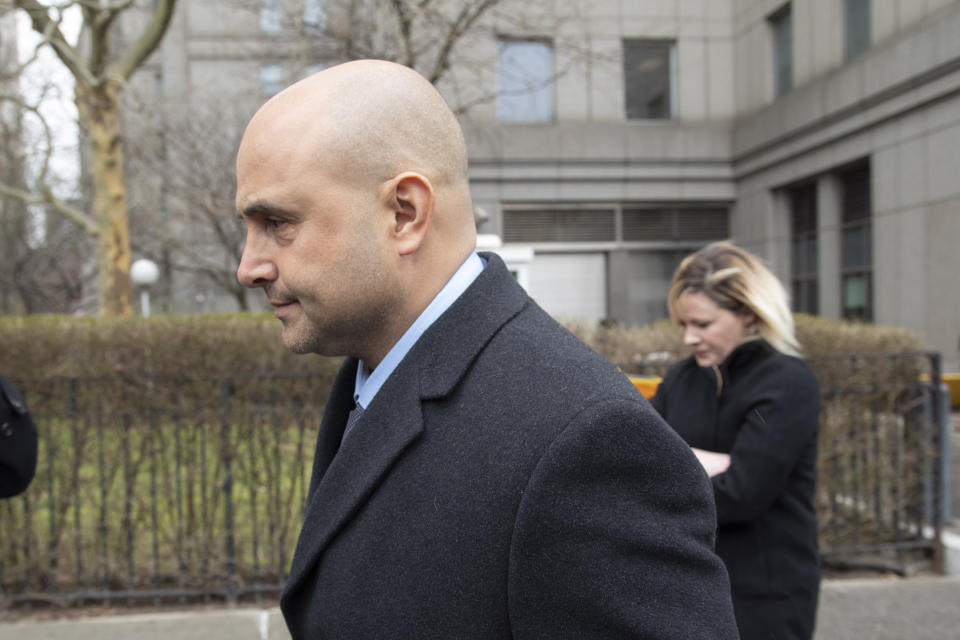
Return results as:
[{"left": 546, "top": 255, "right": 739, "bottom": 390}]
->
[
  {"left": 815, "top": 574, "right": 960, "bottom": 640},
  {"left": 2, "top": 575, "right": 960, "bottom": 640}
]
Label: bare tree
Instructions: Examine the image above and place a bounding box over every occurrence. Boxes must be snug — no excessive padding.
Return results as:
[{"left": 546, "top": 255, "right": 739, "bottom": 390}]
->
[
  {"left": 1, "top": 0, "right": 178, "bottom": 316},
  {"left": 0, "top": 6, "right": 89, "bottom": 313},
  {"left": 116, "top": 0, "right": 589, "bottom": 311},
  {"left": 125, "top": 98, "right": 251, "bottom": 311},
  {"left": 231, "top": 0, "right": 587, "bottom": 112}
]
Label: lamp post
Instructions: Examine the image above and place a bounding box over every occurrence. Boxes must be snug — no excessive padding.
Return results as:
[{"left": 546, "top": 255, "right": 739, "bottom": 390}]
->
[{"left": 131, "top": 258, "right": 160, "bottom": 317}]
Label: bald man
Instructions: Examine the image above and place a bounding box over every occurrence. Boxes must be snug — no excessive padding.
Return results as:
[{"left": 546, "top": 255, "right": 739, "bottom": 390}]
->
[{"left": 236, "top": 60, "right": 739, "bottom": 639}]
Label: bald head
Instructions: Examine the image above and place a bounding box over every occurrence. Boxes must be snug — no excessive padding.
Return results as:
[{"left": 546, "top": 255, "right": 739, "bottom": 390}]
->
[
  {"left": 235, "top": 61, "right": 478, "bottom": 365},
  {"left": 243, "top": 60, "right": 469, "bottom": 190}
]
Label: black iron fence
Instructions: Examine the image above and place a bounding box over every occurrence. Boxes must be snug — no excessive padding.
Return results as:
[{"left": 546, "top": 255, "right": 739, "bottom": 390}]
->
[
  {"left": 626, "top": 350, "right": 950, "bottom": 574},
  {"left": 812, "top": 351, "right": 949, "bottom": 574},
  {"left": 0, "top": 372, "right": 333, "bottom": 608},
  {"left": 0, "top": 352, "right": 949, "bottom": 609}
]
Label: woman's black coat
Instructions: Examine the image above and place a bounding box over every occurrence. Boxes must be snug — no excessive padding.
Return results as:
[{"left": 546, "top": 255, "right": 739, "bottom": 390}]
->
[{"left": 651, "top": 339, "right": 820, "bottom": 640}]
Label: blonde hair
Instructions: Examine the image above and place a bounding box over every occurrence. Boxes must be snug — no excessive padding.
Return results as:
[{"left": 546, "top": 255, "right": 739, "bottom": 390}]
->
[{"left": 667, "top": 241, "right": 801, "bottom": 357}]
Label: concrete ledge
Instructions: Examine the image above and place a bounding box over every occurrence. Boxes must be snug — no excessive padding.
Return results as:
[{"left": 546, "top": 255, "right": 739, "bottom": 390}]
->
[
  {"left": 943, "top": 528, "right": 960, "bottom": 575},
  {"left": 0, "top": 607, "right": 291, "bottom": 640},
  {"left": 5, "top": 576, "right": 960, "bottom": 640},
  {"left": 815, "top": 575, "right": 960, "bottom": 640}
]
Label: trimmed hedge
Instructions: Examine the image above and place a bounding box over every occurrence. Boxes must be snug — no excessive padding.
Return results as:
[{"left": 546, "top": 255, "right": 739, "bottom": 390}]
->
[
  {"left": 0, "top": 313, "right": 341, "bottom": 380},
  {"left": 568, "top": 314, "right": 927, "bottom": 387},
  {"left": 0, "top": 312, "right": 926, "bottom": 381}
]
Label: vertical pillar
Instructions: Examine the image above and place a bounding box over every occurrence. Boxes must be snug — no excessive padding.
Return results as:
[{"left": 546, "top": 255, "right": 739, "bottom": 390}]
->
[{"left": 818, "top": 174, "right": 842, "bottom": 318}]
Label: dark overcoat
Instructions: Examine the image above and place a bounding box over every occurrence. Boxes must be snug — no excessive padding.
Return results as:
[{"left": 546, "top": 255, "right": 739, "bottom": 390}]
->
[
  {"left": 651, "top": 339, "right": 820, "bottom": 640},
  {"left": 0, "top": 375, "right": 38, "bottom": 499},
  {"left": 280, "top": 254, "right": 740, "bottom": 639}
]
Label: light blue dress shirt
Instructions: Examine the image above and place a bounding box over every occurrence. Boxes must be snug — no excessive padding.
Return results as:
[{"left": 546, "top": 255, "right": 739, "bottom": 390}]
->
[{"left": 353, "top": 252, "right": 486, "bottom": 409}]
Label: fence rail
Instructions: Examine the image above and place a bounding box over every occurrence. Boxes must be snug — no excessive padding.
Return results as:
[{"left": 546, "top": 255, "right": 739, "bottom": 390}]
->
[
  {"left": 0, "top": 353, "right": 949, "bottom": 610},
  {"left": 0, "top": 373, "right": 331, "bottom": 609}
]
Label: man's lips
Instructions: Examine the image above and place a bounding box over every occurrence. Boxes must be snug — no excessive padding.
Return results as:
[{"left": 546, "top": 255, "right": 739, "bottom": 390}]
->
[{"left": 269, "top": 300, "right": 297, "bottom": 317}]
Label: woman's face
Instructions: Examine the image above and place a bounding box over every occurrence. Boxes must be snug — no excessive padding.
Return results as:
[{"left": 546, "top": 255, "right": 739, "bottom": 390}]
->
[{"left": 676, "top": 291, "right": 755, "bottom": 368}]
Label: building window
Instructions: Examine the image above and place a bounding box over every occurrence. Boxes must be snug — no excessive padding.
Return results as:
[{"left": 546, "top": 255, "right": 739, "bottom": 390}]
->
[
  {"left": 304, "top": 0, "right": 325, "bottom": 33},
  {"left": 503, "top": 209, "right": 615, "bottom": 243},
  {"left": 769, "top": 3, "right": 793, "bottom": 98},
  {"left": 844, "top": 0, "right": 871, "bottom": 60},
  {"left": 623, "top": 40, "right": 674, "bottom": 120},
  {"left": 621, "top": 208, "right": 727, "bottom": 241},
  {"left": 260, "top": 0, "right": 282, "bottom": 33},
  {"left": 789, "top": 183, "right": 818, "bottom": 314},
  {"left": 498, "top": 40, "right": 553, "bottom": 123},
  {"left": 502, "top": 206, "right": 728, "bottom": 244},
  {"left": 153, "top": 71, "right": 164, "bottom": 100},
  {"left": 840, "top": 163, "right": 872, "bottom": 321},
  {"left": 260, "top": 64, "right": 284, "bottom": 95},
  {"left": 304, "top": 63, "right": 326, "bottom": 79}
]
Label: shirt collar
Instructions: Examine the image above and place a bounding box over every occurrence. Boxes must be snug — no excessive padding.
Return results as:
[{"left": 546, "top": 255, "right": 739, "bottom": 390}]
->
[{"left": 353, "top": 252, "right": 486, "bottom": 408}]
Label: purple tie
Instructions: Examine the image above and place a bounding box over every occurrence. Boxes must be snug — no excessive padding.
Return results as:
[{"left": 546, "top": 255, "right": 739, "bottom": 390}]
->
[{"left": 342, "top": 403, "right": 364, "bottom": 444}]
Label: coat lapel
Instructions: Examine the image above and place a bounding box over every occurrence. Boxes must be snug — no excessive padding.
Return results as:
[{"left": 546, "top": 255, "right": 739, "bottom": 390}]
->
[
  {"left": 281, "top": 253, "right": 530, "bottom": 601},
  {"left": 282, "top": 359, "right": 425, "bottom": 599}
]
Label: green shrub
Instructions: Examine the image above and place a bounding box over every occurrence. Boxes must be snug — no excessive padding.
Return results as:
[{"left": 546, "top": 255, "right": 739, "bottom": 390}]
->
[
  {"left": 567, "top": 314, "right": 926, "bottom": 380},
  {"left": 0, "top": 313, "right": 340, "bottom": 380}
]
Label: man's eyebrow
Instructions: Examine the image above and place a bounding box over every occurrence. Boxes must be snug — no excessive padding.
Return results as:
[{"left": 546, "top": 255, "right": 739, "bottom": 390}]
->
[{"left": 238, "top": 201, "right": 294, "bottom": 220}]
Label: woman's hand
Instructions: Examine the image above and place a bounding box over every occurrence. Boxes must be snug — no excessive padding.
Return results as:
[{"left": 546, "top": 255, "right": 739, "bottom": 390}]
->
[{"left": 691, "top": 448, "right": 731, "bottom": 477}]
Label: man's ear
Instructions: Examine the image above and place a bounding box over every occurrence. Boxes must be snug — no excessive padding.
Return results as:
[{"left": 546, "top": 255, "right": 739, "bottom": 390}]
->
[{"left": 387, "top": 172, "right": 434, "bottom": 256}]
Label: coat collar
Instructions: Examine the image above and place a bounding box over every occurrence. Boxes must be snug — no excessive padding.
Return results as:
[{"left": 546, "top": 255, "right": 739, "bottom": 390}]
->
[
  {"left": 281, "top": 253, "right": 530, "bottom": 601},
  {"left": 703, "top": 338, "right": 776, "bottom": 397}
]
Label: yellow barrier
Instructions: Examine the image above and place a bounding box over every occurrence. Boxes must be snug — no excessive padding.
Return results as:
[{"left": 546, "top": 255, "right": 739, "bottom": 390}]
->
[
  {"left": 627, "top": 375, "right": 662, "bottom": 400},
  {"left": 631, "top": 372, "right": 958, "bottom": 407},
  {"left": 944, "top": 373, "right": 960, "bottom": 409}
]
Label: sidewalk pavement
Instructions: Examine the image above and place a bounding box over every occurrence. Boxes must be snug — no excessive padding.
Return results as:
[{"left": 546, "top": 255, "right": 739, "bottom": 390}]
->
[{"left": 2, "top": 575, "right": 959, "bottom": 640}]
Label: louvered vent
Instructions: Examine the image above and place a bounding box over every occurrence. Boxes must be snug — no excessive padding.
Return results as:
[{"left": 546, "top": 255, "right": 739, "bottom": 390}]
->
[
  {"left": 503, "top": 209, "right": 616, "bottom": 242},
  {"left": 622, "top": 208, "right": 728, "bottom": 241}
]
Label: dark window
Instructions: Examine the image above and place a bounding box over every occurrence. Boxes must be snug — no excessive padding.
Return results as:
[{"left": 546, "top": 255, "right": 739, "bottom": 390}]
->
[
  {"left": 840, "top": 163, "right": 872, "bottom": 321},
  {"left": 623, "top": 40, "right": 673, "bottom": 120},
  {"left": 622, "top": 208, "right": 728, "bottom": 241},
  {"left": 503, "top": 209, "right": 615, "bottom": 243},
  {"left": 769, "top": 4, "right": 793, "bottom": 98},
  {"left": 789, "top": 183, "right": 818, "bottom": 314},
  {"left": 844, "top": 0, "right": 871, "bottom": 60}
]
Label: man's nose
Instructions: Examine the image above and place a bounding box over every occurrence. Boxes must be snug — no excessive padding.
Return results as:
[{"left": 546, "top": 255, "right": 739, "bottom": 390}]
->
[{"left": 237, "top": 242, "right": 278, "bottom": 288}]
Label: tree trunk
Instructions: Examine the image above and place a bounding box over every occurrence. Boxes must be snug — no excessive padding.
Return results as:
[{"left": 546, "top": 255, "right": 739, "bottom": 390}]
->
[{"left": 76, "top": 80, "right": 133, "bottom": 317}]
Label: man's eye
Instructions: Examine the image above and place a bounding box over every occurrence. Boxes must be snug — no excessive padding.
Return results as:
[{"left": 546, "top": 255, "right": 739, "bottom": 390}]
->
[{"left": 266, "top": 218, "right": 288, "bottom": 229}]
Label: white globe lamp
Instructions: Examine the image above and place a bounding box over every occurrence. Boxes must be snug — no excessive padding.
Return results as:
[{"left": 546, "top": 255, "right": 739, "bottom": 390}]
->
[{"left": 131, "top": 258, "right": 160, "bottom": 317}]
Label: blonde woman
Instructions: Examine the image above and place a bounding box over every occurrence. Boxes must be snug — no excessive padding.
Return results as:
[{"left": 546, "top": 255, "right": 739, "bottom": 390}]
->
[{"left": 651, "top": 241, "right": 820, "bottom": 640}]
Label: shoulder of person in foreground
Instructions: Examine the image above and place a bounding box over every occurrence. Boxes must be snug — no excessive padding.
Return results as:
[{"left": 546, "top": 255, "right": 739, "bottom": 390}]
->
[
  {"left": 0, "top": 376, "right": 39, "bottom": 499},
  {"left": 506, "top": 389, "right": 739, "bottom": 639}
]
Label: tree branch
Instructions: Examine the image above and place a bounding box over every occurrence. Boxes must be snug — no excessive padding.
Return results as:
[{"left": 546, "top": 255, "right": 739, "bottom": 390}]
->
[
  {"left": 0, "top": 87, "right": 97, "bottom": 236},
  {"left": 388, "top": 0, "right": 416, "bottom": 68},
  {"left": 113, "top": 0, "right": 177, "bottom": 81},
  {"left": 15, "top": 0, "right": 97, "bottom": 88},
  {"left": 0, "top": 182, "right": 98, "bottom": 236},
  {"left": 426, "top": 0, "right": 499, "bottom": 85}
]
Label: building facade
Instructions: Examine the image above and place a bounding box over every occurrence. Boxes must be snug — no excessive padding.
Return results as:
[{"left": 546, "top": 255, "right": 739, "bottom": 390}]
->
[{"left": 133, "top": 0, "right": 960, "bottom": 368}]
